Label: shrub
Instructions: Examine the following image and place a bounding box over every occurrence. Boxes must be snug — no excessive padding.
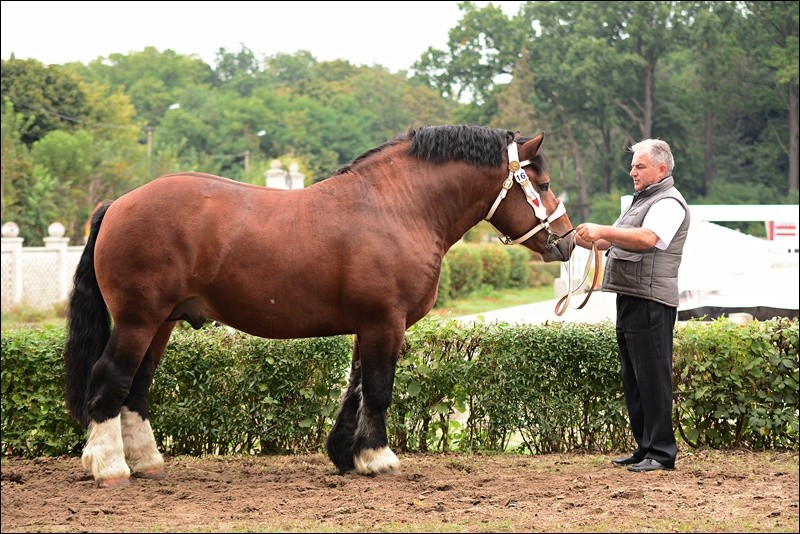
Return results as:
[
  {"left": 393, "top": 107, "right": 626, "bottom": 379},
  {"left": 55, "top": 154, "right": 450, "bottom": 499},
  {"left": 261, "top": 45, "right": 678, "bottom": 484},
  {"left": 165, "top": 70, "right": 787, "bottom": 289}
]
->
[
  {"left": 446, "top": 244, "right": 483, "bottom": 298},
  {"left": 529, "top": 261, "right": 560, "bottom": 288},
  {"left": 3, "top": 317, "right": 796, "bottom": 459},
  {"left": 476, "top": 244, "right": 511, "bottom": 289},
  {"left": 506, "top": 247, "right": 531, "bottom": 288}
]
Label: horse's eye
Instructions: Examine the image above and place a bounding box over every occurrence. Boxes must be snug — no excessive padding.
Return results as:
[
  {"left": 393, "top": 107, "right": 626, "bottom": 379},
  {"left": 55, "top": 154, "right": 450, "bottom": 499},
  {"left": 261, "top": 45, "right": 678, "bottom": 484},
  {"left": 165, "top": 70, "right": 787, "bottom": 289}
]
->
[{"left": 539, "top": 183, "right": 550, "bottom": 192}]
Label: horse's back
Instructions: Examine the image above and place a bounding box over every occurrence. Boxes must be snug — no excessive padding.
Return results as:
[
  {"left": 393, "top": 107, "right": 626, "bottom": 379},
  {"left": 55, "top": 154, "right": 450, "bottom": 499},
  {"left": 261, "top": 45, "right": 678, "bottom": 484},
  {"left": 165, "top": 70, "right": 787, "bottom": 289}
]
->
[{"left": 101, "top": 172, "right": 283, "bottom": 234}]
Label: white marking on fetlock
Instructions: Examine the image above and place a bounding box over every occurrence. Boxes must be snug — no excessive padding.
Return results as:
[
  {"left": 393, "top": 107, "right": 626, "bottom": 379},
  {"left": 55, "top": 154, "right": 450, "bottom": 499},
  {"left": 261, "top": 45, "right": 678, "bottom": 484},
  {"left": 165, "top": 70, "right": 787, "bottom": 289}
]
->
[
  {"left": 121, "top": 407, "right": 164, "bottom": 475},
  {"left": 81, "top": 415, "right": 131, "bottom": 482},
  {"left": 354, "top": 446, "right": 400, "bottom": 474}
]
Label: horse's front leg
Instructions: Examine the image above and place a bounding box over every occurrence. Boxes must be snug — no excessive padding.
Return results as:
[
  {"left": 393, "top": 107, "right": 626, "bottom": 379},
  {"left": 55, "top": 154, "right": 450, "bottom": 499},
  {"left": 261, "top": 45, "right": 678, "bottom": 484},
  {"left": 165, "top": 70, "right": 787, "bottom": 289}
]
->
[
  {"left": 326, "top": 345, "right": 363, "bottom": 472},
  {"left": 352, "top": 326, "right": 403, "bottom": 474},
  {"left": 327, "top": 326, "right": 403, "bottom": 474}
]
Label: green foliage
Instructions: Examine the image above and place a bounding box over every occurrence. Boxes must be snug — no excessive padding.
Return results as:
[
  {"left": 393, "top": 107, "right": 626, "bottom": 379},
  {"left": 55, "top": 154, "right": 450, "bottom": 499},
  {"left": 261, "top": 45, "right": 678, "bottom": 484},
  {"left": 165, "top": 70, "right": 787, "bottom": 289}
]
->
[
  {"left": 475, "top": 244, "right": 511, "bottom": 289},
  {"left": 528, "top": 261, "right": 560, "bottom": 288},
  {"left": 5, "top": 164, "right": 61, "bottom": 246},
  {"left": 465, "top": 321, "right": 626, "bottom": 454},
  {"left": 674, "top": 317, "right": 799, "bottom": 449},
  {"left": 417, "top": 1, "right": 796, "bottom": 203},
  {"left": 506, "top": 247, "right": 531, "bottom": 288},
  {"left": 445, "top": 244, "right": 484, "bottom": 299},
  {"left": 1, "top": 326, "right": 84, "bottom": 457},
  {"left": 0, "top": 58, "right": 89, "bottom": 146},
  {"left": 1, "top": 100, "right": 34, "bottom": 232},
  {"left": 434, "top": 257, "right": 452, "bottom": 307},
  {"left": 390, "top": 317, "right": 487, "bottom": 452},
  {"left": 2, "top": 318, "right": 797, "bottom": 459},
  {"left": 586, "top": 192, "right": 624, "bottom": 226},
  {"left": 3, "top": 3, "right": 797, "bottom": 247},
  {"left": 436, "top": 243, "right": 556, "bottom": 306},
  {"left": 149, "top": 328, "right": 351, "bottom": 455}
]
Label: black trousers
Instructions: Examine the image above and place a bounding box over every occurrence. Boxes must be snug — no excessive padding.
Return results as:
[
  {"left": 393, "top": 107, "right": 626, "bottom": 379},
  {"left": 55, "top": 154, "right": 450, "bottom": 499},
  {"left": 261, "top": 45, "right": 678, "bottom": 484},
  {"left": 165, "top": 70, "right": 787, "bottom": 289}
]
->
[{"left": 616, "top": 294, "right": 678, "bottom": 467}]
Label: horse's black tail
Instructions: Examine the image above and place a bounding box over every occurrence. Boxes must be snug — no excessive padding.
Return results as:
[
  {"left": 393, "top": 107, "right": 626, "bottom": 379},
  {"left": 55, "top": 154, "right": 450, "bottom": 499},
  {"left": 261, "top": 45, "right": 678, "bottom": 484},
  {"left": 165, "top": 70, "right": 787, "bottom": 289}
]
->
[{"left": 64, "top": 201, "right": 113, "bottom": 429}]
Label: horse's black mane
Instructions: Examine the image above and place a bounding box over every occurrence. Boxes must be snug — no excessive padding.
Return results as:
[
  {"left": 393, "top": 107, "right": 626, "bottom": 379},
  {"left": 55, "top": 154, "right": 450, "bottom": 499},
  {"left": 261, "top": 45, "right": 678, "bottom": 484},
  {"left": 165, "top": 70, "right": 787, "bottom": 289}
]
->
[{"left": 332, "top": 125, "right": 517, "bottom": 176}]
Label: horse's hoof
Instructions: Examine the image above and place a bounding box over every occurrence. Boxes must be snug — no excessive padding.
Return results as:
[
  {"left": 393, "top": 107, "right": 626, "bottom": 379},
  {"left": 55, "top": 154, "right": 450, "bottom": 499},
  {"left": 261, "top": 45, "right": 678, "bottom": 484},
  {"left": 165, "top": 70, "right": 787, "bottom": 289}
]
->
[
  {"left": 133, "top": 468, "right": 167, "bottom": 480},
  {"left": 96, "top": 477, "right": 131, "bottom": 489}
]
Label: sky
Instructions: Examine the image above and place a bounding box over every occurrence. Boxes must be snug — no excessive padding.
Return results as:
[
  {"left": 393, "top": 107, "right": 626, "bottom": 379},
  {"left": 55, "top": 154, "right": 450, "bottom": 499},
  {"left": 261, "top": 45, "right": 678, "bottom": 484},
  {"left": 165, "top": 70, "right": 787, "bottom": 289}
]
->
[{"left": 1, "top": 1, "right": 524, "bottom": 73}]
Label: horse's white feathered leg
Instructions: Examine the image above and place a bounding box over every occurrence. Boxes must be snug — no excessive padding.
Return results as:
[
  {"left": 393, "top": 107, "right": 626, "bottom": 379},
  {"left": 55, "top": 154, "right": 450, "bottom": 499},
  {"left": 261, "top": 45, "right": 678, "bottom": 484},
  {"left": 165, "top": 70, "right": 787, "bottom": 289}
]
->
[
  {"left": 82, "top": 415, "right": 130, "bottom": 486},
  {"left": 121, "top": 407, "right": 165, "bottom": 479},
  {"left": 354, "top": 446, "right": 400, "bottom": 474}
]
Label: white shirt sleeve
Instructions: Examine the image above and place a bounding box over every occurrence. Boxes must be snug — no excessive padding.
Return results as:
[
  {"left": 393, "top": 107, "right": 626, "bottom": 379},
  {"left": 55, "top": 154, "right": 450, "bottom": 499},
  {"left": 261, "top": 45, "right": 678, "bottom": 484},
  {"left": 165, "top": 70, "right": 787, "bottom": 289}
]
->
[{"left": 642, "top": 198, "right": 686, "bottom": 250}]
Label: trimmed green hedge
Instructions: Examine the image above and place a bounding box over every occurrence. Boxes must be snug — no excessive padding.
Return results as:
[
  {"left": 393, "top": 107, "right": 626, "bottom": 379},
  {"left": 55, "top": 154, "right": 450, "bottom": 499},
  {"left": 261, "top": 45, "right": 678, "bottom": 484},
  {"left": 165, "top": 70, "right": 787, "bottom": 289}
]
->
[
  {"left": 435, "top": 243, "right": 558, "bottom": 305},
  {"left": 0, "top": 325, "right": 84, "bottom": 457},
  {"left": 149, "top": 329, "right": 351, "bottom": 455},
  {"left": 2, "top": 316, "right": 797, "bottom": 459}
]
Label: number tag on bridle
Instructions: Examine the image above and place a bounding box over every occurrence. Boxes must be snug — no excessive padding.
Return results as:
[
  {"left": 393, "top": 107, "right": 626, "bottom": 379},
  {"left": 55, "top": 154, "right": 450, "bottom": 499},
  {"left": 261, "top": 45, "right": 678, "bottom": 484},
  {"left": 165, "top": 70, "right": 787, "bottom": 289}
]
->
[
  {"left": 513, "top": 169, "right": 548, "bottom": 220},
  {"left": 506, "top": 142, "right": 548, "bottom": 221}
]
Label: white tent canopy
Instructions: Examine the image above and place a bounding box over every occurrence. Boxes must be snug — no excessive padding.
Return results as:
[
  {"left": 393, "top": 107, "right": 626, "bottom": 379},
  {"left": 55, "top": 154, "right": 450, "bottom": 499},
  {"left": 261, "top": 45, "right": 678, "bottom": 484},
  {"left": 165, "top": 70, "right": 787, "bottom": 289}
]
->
[{"left": 678, "top": 219, "right": 798, "bottom": 317}]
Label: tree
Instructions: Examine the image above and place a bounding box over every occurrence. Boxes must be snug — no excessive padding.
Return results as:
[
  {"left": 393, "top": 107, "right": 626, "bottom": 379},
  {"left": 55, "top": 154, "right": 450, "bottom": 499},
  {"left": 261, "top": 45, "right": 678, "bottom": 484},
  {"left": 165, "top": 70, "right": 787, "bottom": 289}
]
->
[
  {"left": 213, "top": 44, "right": 261, "bottom": 86},
  {"left": 81, "top": 47, "right": 214, "bottom": 125},
  {"left": 1, "top": 99, "right": 34, "bottom": 222},
  {"left": 411, "top": 1, "right": 523, "bottom": 124},
  {"left": 741, "top": 1, "right": 799, "bottom": 194},
  {"left": 0, "top": 58, "right": 89, "bottom": 146}
]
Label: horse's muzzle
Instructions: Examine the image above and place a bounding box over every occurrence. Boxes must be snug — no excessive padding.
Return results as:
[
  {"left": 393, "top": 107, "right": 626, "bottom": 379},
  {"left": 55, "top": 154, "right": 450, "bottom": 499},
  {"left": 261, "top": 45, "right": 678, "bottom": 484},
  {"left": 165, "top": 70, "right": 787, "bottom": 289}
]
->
[{"left": 546, "top": 228, "right": 575, "bottom": 250}]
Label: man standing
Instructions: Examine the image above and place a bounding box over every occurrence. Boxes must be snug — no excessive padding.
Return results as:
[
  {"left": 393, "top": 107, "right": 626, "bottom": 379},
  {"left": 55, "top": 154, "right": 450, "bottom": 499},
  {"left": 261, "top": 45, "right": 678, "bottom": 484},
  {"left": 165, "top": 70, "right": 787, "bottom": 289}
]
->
[{"left": 574, "top": 139, "right": 689, "bottom": 472}]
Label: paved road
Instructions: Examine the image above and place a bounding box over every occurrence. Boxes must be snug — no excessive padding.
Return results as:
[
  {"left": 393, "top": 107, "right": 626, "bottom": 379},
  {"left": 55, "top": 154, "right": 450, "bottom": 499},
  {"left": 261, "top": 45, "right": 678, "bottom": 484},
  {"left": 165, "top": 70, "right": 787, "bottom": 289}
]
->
[{"left": 456, "top": 290, "right": 616, "bottom": 325}]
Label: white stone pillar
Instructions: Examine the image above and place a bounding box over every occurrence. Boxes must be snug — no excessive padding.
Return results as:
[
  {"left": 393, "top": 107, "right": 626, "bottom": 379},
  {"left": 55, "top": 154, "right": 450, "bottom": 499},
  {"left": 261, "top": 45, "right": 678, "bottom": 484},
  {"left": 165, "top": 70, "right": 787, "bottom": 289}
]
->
[
  {"left": 288, "top": 163, "right": 305, "bottom": 190},
  {"left": 43, "top": 222, "right": 71, "bottom": 301},
  {"left": 265, "top": 159, "right": 289, "bottom": 189},
  {"left": 1, "top": 222, "right": 24, "bottom": 306}
]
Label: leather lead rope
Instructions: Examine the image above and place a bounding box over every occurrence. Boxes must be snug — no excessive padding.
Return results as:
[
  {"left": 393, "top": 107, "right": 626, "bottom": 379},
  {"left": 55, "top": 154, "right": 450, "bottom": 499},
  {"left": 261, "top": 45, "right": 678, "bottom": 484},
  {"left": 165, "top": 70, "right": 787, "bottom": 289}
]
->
[{"left": 554, "top": 235, "right": 601, "bottom": 316}]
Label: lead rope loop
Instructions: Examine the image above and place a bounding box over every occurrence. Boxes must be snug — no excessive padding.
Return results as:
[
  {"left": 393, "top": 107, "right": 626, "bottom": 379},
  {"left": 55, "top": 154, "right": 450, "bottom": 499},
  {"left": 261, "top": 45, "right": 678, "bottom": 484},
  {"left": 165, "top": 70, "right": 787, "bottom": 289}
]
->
[{"left": 554, "top": 235, "right": 601, "bottom": 316}]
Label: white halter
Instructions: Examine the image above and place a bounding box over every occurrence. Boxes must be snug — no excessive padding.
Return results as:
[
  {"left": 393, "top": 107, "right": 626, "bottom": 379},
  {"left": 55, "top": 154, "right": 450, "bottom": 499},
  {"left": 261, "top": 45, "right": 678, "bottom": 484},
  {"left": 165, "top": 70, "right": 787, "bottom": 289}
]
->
[{"left": 484, "top": 142, "right": 568, "bottom": 245}]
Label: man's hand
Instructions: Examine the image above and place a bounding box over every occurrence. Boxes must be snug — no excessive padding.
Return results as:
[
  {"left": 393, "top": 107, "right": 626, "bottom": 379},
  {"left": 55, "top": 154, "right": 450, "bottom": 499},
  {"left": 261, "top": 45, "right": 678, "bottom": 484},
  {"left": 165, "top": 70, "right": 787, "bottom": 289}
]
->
[{"left": 576, "top": 223, "right": 604, "bottom": 243}]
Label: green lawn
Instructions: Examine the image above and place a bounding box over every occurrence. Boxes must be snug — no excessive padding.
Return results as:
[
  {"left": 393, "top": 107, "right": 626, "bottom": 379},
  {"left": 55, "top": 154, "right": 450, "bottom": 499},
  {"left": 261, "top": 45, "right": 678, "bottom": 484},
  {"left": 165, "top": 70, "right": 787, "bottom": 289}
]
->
[
  {"left": 429, "top": 285, "right": 555, "bottom": 318},
  {"left": 2, "top": 285, "right": 557, "bottom": 329}
]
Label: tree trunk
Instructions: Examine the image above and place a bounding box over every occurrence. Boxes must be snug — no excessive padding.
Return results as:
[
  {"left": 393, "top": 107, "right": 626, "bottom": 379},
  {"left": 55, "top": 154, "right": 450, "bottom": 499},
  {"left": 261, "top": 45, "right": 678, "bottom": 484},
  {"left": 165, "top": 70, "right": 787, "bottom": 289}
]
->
[
  {"left": 642, "top": 52, "right": 656, "bottom": 139},
  {"left": 789, "top": 81, "right": 799, "bottom": 193},
  {"left": 557, "top": 103, "right": 590, "bottom": 222},
  {"left": 703, "top": 109, "right": 714, "bottom": 196}
]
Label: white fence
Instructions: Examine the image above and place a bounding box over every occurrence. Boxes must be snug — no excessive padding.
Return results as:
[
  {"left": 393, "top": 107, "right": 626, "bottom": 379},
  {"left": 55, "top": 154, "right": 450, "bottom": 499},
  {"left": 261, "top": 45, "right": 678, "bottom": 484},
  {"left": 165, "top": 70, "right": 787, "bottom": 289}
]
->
[{"left": 1, "top": 222, "right": 84, "bottom": 313}]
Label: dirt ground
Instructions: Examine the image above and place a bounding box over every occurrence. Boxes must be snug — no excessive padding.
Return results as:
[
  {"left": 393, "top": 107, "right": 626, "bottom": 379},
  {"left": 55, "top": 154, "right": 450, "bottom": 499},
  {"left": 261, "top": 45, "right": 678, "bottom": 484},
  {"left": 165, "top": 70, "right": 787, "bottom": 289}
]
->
[{"left": 1, "top": 449, "right": 797, "bottom": 533}]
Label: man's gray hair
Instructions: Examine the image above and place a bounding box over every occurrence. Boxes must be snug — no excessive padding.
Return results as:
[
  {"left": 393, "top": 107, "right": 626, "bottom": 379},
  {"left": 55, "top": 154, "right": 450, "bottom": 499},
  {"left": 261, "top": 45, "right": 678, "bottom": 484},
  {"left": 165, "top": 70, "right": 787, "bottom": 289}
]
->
[{"left": 630, "top": 139, "right": 674, "bottom": 175}]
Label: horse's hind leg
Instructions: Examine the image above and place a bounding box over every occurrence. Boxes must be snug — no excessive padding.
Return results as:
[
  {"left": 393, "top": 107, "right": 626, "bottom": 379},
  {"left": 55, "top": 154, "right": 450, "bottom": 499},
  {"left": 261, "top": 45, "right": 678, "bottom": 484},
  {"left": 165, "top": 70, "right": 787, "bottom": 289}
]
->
[
  {"left": 121, "top": 321, "right": 176, "bottom": 480},
  {"left": 81, "top": 324, "right": 158, "bottom": 487}
]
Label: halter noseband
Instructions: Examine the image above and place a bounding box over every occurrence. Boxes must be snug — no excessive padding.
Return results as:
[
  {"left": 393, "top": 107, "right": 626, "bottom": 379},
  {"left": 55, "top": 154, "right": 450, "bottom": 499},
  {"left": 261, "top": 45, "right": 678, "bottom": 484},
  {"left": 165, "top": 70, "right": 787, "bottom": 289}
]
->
[{"left": 484, "top": 142, "right": 568, "bottom": 247}]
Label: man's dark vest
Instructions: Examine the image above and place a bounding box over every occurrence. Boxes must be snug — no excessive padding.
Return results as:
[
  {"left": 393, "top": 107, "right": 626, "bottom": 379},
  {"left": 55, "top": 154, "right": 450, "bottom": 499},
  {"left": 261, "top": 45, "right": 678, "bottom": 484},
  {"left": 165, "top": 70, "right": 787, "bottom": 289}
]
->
[{"left": 602, "top": 176, "right": 690, "bottom": 307}]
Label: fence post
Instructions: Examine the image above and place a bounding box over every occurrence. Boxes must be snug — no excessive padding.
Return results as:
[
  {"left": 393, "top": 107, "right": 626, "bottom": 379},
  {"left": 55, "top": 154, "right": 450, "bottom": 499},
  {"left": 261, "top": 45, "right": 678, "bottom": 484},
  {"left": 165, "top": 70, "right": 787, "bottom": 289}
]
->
[
  {"left": 1, "top": 222, "right": 25, "bottom": 308},
  {"left": 43, "top": 222, "right": 71, "bottom": 302}
]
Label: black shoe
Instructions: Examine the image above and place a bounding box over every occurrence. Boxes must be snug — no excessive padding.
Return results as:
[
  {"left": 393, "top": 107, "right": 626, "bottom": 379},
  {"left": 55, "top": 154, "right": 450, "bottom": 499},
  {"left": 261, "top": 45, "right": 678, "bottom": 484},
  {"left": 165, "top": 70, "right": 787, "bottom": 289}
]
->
[
  {"left": 611, "top": 454, "right": 641, "bottom": 466},
  {"left": 627, "top": 458, "right": 672, "bottom": 472}
]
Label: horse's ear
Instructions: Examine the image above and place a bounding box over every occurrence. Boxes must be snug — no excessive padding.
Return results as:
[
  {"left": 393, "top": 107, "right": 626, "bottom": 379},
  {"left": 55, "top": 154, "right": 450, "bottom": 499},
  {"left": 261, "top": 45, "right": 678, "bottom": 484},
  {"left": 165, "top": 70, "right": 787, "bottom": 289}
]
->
[{"left": 519, "top": 132, "right": 545, "bottom": 161}]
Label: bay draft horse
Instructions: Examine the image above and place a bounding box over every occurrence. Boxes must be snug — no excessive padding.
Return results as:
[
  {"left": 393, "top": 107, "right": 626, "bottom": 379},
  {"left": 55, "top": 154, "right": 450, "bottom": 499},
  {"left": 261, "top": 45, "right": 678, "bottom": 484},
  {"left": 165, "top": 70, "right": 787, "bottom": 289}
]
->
[{"left": 64, "top": 124, "right": 575, "bottom": 487}]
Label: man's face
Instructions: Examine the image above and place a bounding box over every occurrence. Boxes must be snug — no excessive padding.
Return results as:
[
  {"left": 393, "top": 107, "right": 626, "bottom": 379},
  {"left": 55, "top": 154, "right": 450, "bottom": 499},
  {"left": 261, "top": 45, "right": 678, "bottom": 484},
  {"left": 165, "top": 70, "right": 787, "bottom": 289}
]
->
[{"left": 629, "top": 150, "right": 666, "bottom": 192}]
